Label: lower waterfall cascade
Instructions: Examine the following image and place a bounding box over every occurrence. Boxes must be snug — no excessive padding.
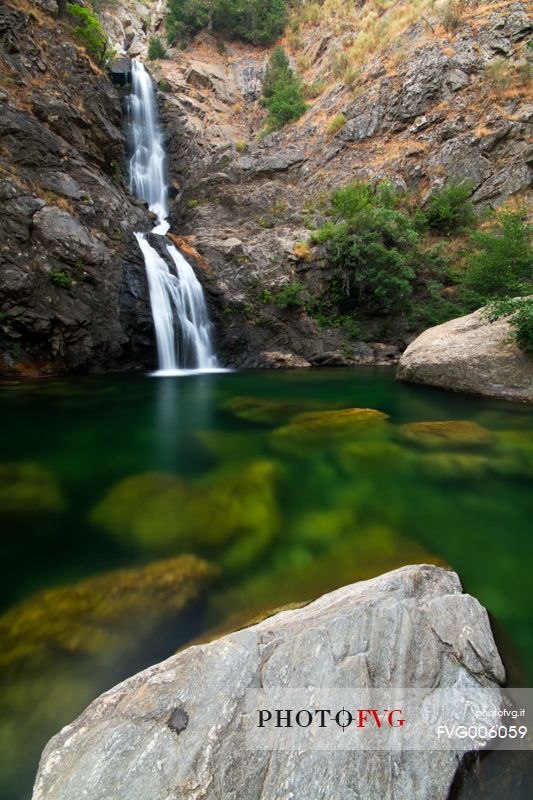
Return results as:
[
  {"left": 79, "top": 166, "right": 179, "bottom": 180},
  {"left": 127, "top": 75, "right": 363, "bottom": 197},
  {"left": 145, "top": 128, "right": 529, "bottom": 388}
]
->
[{"left": 126, "top": 59, "right": 219, "bottom": 374}]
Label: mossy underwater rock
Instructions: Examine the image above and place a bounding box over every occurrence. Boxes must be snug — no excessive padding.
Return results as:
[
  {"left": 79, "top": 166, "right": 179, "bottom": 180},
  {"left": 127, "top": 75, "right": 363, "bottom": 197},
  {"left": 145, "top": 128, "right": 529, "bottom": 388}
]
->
[
  {"left": 271, "top": 407, "right": 389, "bottom": 451},
  {"left": 0, "top": 462, "right": 65, "bottom": 516},
  {"left": 91, "top": 461, "right": 280, "bottom": 572},
  {"left": 0, "top": 555, "right": 217, "bottom": 672},
  {"left": 221, "top": 395, "right": 339, "bottom": 426},
  {"left": 398, "top": 420, "right": 494, "bottom": 449},
  {"left": 209, "top": 523, "right": 444, "bottom": 627},
  {"left": 0, "top": 556, "right": 216, "bottom": 800}
]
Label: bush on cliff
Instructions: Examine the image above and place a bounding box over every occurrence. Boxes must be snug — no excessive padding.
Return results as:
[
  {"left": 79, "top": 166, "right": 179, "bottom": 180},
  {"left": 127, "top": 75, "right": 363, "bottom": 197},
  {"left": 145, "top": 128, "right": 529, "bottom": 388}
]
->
[
  {"left": 261, "top": 46, "right": 307, "bottom": 131},
  {"left": 461, "top": 209, "right": 533, "bottom": 301},
  {"left": 425, "top": 180, "right": 475, "bottom": 234},
  {"left": 148, "top": 37, "right": 167, "bottom": 60},
  {"left": 66, "top": 3, "right": 112, "bottom": 66},
  {"left": 312, "top": 181, "right": 419, "bottom": 314},
  {"left": 167, "top": 0, "right": 287, "bottom": 46}
]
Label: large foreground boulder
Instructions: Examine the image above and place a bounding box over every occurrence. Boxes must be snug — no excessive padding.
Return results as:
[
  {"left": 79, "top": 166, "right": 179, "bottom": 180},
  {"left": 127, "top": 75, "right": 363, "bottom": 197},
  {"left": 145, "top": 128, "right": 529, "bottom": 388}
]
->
[
  {"left": 397, "top": 306, "right": 533, "bottom": 403},
  {"left": 32, "top": 565, "right": 504, "bottom": 800}
]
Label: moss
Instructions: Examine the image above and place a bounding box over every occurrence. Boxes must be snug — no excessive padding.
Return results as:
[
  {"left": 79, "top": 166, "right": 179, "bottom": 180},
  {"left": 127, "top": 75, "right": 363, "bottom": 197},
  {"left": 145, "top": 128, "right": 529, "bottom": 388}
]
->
[
  {"left": 209, "top": 524, "right": 443, "bottom": 624},
  {"left": 415, "top": 452, "right": 492, "bottom": 481},
  {"left": 337, "top": 440, "right": 411, "bottom": 475},
  {"left": 221, "top": 395, "right": 337, "bottom": 426},
  {"left": 0, "top": 462, "right": 65, "bottom": 516},
  {"left": 271, "top": 408, "right": 389, "bottom": 450},
  {"left": 91, "top": 461, "right": 281, "bottom": 572},
  {"left": 397, "top": 420, "right": 493, "bottom": 449},
  {"left": 0, "top": 555, "right": 216, "bottom": 798},
  {"left": 0, "top": 555, "right": 217, "bottom": 672}
]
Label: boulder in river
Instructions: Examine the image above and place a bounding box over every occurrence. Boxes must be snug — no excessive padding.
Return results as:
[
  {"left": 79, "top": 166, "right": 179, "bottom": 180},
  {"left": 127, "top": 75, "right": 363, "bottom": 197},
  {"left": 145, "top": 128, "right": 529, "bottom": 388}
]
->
[
  {"left": 397, "top": 306, "right": 533, "bottom": 403},
  {"left": 32, "top": 564, "right": 504, "bottom": 800}
]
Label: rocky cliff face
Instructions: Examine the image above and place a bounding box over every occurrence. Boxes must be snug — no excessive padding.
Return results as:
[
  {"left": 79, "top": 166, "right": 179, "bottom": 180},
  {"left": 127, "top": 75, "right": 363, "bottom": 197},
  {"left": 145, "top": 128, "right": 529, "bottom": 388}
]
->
[
  {"left": 1, "top": 0, "right": 531, "bottom": 375},
  {"left": 0, "top": 0, "right": 155, "bottom": 376},
  {"left": 32, "top": 565, "right": 506, "bottom": 800},
  {"left": 136, "top": 0, "right": 532, "bottom": 368}
]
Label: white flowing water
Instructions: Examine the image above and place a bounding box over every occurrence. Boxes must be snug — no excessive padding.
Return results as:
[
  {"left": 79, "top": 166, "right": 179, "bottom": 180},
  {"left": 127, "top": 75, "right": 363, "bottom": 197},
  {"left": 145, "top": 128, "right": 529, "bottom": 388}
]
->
[{"left": 127, "top": 59, "right": 219, "bottom": 373}]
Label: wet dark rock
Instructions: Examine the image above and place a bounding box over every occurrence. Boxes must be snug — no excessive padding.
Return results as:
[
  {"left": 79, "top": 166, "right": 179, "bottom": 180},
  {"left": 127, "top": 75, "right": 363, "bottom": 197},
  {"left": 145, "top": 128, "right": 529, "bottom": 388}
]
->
[{"left": 109, "top": 57, "right": 133, "bottom": 86}]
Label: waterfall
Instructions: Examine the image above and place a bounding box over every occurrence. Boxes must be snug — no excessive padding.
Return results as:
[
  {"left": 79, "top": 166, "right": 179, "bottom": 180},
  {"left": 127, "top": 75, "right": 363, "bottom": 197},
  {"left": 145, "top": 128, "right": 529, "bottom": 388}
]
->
[{"left": 126, "top": 59, "right": 219, "bottom": 374}]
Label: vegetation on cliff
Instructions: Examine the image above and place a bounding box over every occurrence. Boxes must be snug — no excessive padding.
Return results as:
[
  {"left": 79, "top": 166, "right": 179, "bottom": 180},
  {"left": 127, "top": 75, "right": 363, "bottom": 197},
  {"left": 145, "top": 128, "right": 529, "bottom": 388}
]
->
[
  {"left": 261, "top": 46, "right": 307, "bottom": 131},
  {"left": 167, "top": 0, "right": 287, "bottom": 46},
  {"left": 66, "top": 3, "right": 114, "bottom": 66}
]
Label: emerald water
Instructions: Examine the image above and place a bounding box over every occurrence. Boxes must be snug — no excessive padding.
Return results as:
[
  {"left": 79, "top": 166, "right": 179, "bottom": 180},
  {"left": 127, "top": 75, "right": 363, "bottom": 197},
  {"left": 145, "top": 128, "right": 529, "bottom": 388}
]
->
[{"left": 1, "top": 368, "right": 532, "bottom": 799}]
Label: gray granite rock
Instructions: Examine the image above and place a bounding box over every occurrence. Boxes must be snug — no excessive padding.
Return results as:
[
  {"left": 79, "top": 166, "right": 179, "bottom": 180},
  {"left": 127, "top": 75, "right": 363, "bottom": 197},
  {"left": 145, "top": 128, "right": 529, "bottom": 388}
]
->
[
  {"left": 32, "top": 565, "right": 504, "bottom": 800},
  {"left": 397, "top": 304, "right": 533, "bottom": 403}
]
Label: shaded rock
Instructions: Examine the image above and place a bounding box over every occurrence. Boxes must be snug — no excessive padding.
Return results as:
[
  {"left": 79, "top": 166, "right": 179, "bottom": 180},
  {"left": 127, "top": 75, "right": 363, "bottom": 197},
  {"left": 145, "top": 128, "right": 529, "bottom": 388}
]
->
[
  {"left": 108, "top": 57, "right": 132, "bottom": 86},
  {"left": 397, "top": 305, "right": 533, "bottom": 403},
  {"left": 398, "top": 420, "right": 494, "bottom": 449},
  {"left": 236, "top": 148, "right": 307, "bottom": 176},
  {"left": 258, "top": 350, "right": 311, "bottom": 368},
  {"left": 32, "top": 206, "right": 109, "bottom": 266},
  {"left": 32, "top": 565, "right": 505, "bottom": 800}
]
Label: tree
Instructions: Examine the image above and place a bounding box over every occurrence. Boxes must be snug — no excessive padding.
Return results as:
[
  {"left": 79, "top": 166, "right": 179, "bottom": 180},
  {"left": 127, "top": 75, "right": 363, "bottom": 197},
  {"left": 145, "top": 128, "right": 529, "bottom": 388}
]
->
[
  {"left": 262, "top": 45, "right": 292, "bottom": 100},
  {"left": 166, "top": 0, "right": 287, "bottom": 46},
  {"left": 261, "top": 46, "right": 307, "bottom": 131}
]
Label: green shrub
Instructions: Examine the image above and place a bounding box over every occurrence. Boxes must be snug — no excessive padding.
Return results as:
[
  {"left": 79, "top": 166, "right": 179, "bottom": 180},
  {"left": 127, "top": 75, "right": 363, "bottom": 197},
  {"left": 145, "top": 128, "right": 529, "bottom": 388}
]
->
[
  {"left": 262, "top": 46, "right": 292, "bottom": 100},
  {"left": 51, "top": 270, "right": 73, "bottom": 289},
  {"left": 425, "top": 180, "right": 475, "bottom": 233},
  {"left": 214, "top": 0, "right": 287, "bottom": 45},
  {"left": 331, "top": 180, "right": 375, "bottom": 218},
  {"left": 327, "top": 206, "right": 418, "bottom": 313},
  {"left": 148, "top": 37, "right": 166, "bottom": 60},
  {"left": 486, "top": 297, "right": 533, "bottom": 355},
  {"left": 167, "top": 0, "right": 210, "bottom": 43},
  {"left": 277, "top": 282, "right": 305, "bottom": 309},
  {"left": 262, "top": 46, "right": 307, "bottom": 131},
  {"left": 66, "top": 3, "right": 112, "bottom": 66},
  {"left": 461, "top": 210, "right": 533, "bottom": 300},
  {"left": 167, "top": 0, "right": 287, "bottom": 46}
]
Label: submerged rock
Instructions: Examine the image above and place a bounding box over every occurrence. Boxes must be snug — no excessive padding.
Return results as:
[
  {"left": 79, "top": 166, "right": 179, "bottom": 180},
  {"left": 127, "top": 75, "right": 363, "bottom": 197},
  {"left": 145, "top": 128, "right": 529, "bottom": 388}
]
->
[
  {"left": 32, "top": 565, "right": 504, "bottom": 800},
  {"left": 398, "top": 420, "right": 494, "bottom": 448},
  {"left": 397, "top": 306, "right": 533, "bottom": 403},
  {"left": 0, "top": 555, "right": 216, "bottom": 671},
  {"left": 0, "top": 556, "right": 216, "bottom": 800},
  {"left": 271, "top": 407, "right": 389, "bottom": 450},
  {"left": 91, "top": 461, "right": 280, "bottom": 571},
  {"left": 0, "top": 462, "right": 64, "bottom": 516},
  {"left": 221, "top": 395, "right": 336, "bottom": 425}
]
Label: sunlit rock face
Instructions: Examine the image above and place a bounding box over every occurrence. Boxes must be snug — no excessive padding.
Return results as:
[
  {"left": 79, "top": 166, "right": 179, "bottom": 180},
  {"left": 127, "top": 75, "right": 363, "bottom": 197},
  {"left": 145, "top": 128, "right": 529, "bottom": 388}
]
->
[
  {"left": 397, "top": 305, "right": 533, "bottom": 403},
  {"left": 32, "top": 565, "right": 504, "bottom": 800}
]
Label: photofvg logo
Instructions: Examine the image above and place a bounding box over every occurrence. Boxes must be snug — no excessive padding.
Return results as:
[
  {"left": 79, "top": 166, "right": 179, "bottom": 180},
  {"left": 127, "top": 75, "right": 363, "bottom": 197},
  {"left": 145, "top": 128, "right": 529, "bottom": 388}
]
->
[
  {"left": 245, "top": 688, "right": 533, "bottom": 752},
  {"left": 258, "top": 707, "right": 405, "bottom": 731}
]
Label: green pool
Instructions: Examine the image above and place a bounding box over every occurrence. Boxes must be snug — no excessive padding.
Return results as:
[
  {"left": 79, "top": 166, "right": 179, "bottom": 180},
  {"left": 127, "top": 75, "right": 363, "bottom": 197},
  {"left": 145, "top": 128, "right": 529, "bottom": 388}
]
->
[{"left": 1, "top": 368, "right": 532, "bottom": 799}]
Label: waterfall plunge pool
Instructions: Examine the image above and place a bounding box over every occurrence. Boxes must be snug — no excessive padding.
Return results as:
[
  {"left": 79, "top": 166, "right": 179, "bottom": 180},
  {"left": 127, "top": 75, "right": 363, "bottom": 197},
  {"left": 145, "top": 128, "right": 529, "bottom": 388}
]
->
[{"left": 0, "top": 367, "right": 532, "bottom": 799}]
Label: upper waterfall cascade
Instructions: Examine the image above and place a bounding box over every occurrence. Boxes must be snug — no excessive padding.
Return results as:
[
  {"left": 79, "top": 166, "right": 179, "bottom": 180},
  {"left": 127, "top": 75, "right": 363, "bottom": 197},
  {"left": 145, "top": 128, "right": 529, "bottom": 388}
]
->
[{"left": 126, "top": 59, "right": 219, "bottom": 374}]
